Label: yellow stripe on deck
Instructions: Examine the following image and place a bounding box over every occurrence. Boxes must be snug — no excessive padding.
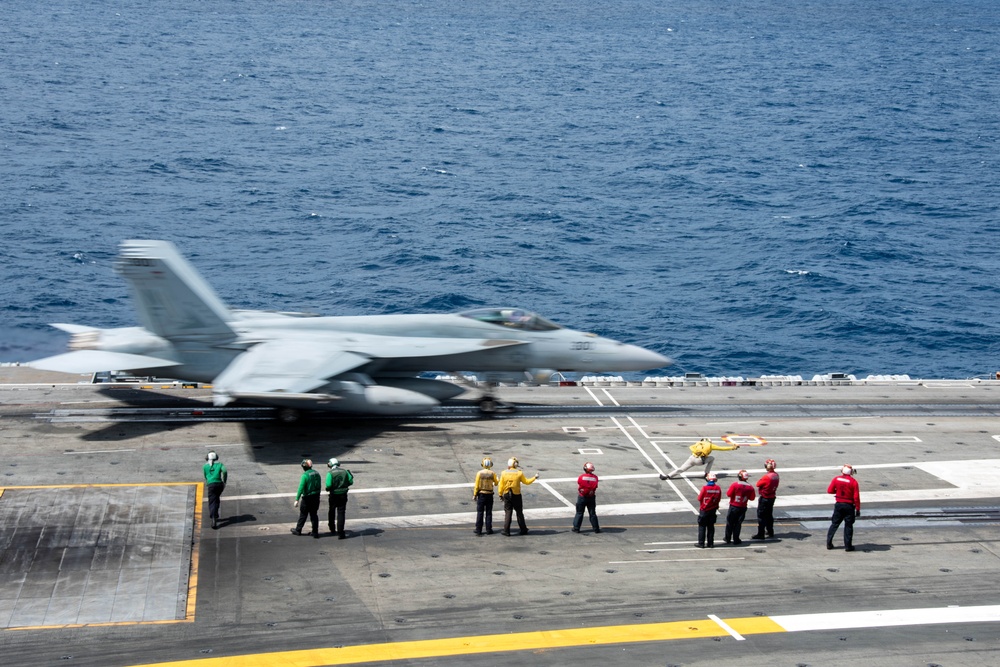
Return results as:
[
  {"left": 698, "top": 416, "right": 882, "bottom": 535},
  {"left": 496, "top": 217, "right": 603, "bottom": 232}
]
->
[
  {"left": 134, "top": 617, "right": 783, "bottom": 667},
  {"left": 129, "top": 604, "right": 1000, "bottom": 666}
]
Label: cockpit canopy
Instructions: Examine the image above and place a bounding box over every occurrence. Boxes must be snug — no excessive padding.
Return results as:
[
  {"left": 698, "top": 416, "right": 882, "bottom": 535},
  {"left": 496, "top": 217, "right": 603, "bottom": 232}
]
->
[{"left": 458, "top": 308, "right": 561, "bottom": 332}]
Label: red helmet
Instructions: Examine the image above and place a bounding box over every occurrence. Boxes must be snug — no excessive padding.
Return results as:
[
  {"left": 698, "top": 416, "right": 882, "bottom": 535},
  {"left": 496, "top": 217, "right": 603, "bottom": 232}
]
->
[
  {"left": 764, "top": 459, "right": 776, "bottom": 471},
  {"left": 583, "top": 462, "right": 595, "bottom": 473},
  {"left": 737, "top": 470, "right": 750, "bottom": 481}
]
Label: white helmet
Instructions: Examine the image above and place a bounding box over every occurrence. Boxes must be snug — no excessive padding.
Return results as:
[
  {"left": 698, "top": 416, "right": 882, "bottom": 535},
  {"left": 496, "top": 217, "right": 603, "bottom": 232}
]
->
[
  {"left": 508, "top": 457, "right": 519, "bottom": 468},
  {"left": 481, "top": 457, "right": 493, "bottom": 469},
  {"left": 206, "top": 451, "right": 218, "bottom": 462},
  {"left": 328, "top": 458, "right": 340, "bottom": 469},
  {"left": 842, "top": 464, "right": 854, "bottom": 476}
]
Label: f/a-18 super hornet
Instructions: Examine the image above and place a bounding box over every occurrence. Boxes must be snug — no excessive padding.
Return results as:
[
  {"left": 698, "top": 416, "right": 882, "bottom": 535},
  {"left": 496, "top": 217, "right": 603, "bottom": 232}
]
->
[{"left": 30, "top": 240, "right": 670, "bottom": 419}]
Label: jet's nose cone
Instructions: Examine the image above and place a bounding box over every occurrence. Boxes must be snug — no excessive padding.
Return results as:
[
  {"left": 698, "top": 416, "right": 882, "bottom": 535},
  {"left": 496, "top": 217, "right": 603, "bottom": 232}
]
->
[{"left": 619, "top": 344, "right": 672, "bottom": 371}]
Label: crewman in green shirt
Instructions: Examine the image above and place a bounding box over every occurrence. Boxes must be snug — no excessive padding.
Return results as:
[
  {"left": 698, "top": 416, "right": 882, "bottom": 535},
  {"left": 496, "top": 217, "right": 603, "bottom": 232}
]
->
[
  {"left": 325, "top": 457, "right": 354, "bottom": 539},
  {"left": 292, "top": 459, "right": 322, "bottom": 538},
  {"left": 203, "top": 450, "right": 228, "bottom": 530}
]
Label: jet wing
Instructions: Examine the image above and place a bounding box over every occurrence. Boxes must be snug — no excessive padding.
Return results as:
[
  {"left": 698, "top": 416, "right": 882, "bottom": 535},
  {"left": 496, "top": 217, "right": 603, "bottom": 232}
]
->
[
  {"left": 346, "top": 336, "right": 525, "bottom": 359},
  {"left": 212, "top": 335, "right": 526, "bottom": 398},
  {"left": 28, "top": 350, "right": 179, "bottom": 374},
  {"left": 212, "top": 340, "right": 370, "bottom": 396}
]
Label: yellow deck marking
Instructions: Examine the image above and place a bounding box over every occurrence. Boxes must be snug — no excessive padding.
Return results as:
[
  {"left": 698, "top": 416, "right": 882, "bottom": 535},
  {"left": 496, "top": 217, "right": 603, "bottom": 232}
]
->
[
  {"left": 187, "top": 482, "right": 204, "bottom": 621},
  {"left": 134, "top": 618, "right": 770, "bottom": 667},
  {"left": 130, "top": 604, "right": 1000, "bottom": 666}
]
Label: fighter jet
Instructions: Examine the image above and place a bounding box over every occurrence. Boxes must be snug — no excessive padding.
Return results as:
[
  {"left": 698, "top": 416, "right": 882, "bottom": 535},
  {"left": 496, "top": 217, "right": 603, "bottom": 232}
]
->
[{"left": 30, "top": 240, "right": 670, "bottom": 419}]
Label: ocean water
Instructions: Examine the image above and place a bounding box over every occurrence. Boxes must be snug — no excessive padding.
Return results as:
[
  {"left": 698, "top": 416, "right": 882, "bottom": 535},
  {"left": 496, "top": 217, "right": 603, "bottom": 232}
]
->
[{"left": 2, "top": 0, "right": 999, "bottom": 378}]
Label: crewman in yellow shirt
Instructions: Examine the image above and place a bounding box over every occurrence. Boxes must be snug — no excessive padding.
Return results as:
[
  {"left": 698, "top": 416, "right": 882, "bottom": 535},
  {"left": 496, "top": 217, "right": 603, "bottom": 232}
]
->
[
  {"left": 497, "top": 456, "right": 538, "bottom": 536},
  {"left": 659, "top": 438, "right": 740, "bottom": 480}
]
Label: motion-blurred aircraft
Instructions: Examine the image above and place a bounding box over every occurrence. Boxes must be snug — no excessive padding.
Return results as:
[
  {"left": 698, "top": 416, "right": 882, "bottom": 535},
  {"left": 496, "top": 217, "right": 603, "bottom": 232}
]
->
[{"left": 30, "top": 240, "right": 670, "bottom": 419}]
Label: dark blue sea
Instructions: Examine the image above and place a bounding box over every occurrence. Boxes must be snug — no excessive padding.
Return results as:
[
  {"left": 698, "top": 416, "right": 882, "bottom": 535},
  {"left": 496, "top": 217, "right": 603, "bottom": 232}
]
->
[{"left": 3, "top": 0, "right": 999, "bottom": 379}]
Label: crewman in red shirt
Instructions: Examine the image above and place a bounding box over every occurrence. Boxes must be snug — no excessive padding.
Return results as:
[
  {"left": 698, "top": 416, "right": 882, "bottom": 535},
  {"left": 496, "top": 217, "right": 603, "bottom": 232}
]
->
[
  {"left": 571, "top": 462, "right": 601, "bottom": 534},
  {"left": 724, "top": 470, "right": 756, "bottom": 545},
  {"left": 696, "top": 473, "right": 723, "bottom": 548},
  {"left": 751, "top": 458, "right": 780, "bottom": 540},
  {"left": 827, "top": 464, "right": 861, "bottom": 551}
]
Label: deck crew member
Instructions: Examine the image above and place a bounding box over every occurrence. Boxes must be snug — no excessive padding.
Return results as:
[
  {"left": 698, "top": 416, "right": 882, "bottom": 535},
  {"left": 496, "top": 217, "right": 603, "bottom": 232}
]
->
[
  {"left": 724, "top": 470, "right": 755, "bottom": 544},
  {"left": 827, "top": 464, "right": 861, "bottom": 551},
  {"left": 326, "top": 458, "right": 354, "bottom": 539},
  {"left": 292, "top": 459, "right": 322, "bottom": 538},
  {"left": 571, "top": 462, "right": 601, "bottom": 534},
  {"left": 697, "top": 473, "right": 723, "bottom": 548},
  {"left": 751, "top": 458, "right": 780, "bottom": 539},
  {"left": 473, "top": 457, "right": 499, "bottom": 536},
  {"left": 203, "top": 451, "right": 227, "bottom": 530},
  {"left": 497, "top": 457, "right": 538, "bottom": 536},
  {"left": 660, "top": 438, "right": 740, "bottom": 480}
]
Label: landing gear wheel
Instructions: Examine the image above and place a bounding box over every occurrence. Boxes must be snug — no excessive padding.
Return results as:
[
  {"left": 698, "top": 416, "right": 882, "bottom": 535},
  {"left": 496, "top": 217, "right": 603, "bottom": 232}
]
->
[
  {"left": 277, "top": 408, "right": 301, "bottom": 423},
  {"left": 478, "top": 398, "right": 497, "bottom": 414}
]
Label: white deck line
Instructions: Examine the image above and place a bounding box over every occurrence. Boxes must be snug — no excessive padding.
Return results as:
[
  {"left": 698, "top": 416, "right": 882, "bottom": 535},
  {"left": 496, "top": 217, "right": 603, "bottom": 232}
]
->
[{"left": 771, "top": 604, "right": 1000, "bottom": 632}]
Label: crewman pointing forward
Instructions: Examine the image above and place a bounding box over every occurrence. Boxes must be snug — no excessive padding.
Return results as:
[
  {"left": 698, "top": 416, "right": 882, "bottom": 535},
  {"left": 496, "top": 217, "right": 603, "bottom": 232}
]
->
[
  {"left": 497, "top": 457, "right": 538, "bottom": 536},
  {"left": 660, "top": 438, "right": 740, "bottom": 480}
]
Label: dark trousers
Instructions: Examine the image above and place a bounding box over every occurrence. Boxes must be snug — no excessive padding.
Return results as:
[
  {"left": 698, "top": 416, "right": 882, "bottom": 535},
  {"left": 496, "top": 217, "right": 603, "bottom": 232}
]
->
[
  {"left": 827, "top": 502, "right": 856, "bottom": 547},
  {"left": 503, "top": 494, "right": 527, "bottom": 534},
  {"left": 295, "top": 494, "right": 320, "bottom": 535},
  {"left": 725, "top": 506, "right": 747, "bottom": 543},
  {"left": 573, "top": 494, "right": 600, "bottom": 532},
  {"left": 475, "top": 493, "right": 494, "bottom": 533},
  {"left": 207, "top": 482, "right": 225, "bottom": 521},
  {"left": 756, "top": 496, "right": 775, "bottom": 536},
  {"left": 698, "top": 510, "right": 717, "bottom": 546},
  {"left": 328, "top": 493, "right": 348, "bottom": 535}
]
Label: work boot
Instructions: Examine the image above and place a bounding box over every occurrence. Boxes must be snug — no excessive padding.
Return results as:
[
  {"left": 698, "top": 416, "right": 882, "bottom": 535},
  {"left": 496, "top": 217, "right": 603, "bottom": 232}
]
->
[
  {"left": 827, "top": 542, "right": 834, "bottom": 550},
  {"left": 290, "top": 529, "right": 302, "bottom": 536},
  {"left": 845, "top": 545, "right": 855, "bottom": 552},
  {"left": 750, "top": 533, "right": 764, "bottom": 540},
  {"left": 659, "top": 474, "right": 668, "bottom": 481}
]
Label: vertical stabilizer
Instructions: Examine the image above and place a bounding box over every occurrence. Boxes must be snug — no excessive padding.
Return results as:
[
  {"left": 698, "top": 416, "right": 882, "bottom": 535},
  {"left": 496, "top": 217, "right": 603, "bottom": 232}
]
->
[{"left": 115, "top": 240, "right": 236, "bottom": 342}]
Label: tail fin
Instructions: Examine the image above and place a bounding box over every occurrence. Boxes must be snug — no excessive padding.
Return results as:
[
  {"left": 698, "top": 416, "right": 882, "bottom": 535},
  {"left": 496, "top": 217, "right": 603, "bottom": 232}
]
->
[{"left": 115, "top": 240, "right": 236, "bottom": 342}]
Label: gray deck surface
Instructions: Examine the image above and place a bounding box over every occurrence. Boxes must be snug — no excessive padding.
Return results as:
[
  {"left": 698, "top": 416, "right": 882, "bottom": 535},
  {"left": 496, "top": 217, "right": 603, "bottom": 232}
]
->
[{"left": 0, "top": 366, "right": 998, "bottom": 666}]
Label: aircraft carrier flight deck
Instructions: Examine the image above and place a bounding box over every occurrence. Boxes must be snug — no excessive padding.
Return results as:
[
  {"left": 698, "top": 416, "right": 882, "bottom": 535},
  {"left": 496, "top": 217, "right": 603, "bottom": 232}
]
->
[{"left": 1, "top": 366, "right": 999, "bottom": 666}]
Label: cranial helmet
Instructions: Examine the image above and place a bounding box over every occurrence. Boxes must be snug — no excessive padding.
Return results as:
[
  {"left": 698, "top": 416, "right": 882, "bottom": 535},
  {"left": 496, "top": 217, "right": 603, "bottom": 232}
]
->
[
  {"left": 328, "top": 458, "right": 340, "bottom": 469},
  {"left": 206, "top": 451, "right": 218, "bottom": 462},
  {"left": 508, "top": 457, "right": 519, "bottom": 468},
  {"left": 737, "top": 469, "right": 750, "bottom": 481},
  {"left": 705, "top": 473, "right": 718, "bottom": 482},
  {"left": 481, "top": 457, "right": 493, "bottom": 469},
  {"left": 764, "top": 459, "right": 776, "bottom": 471},
  {"left": 583, "top": 462, "right": 595, "bottom": 473},
  {"left": 301, "top": 459, "right": 313, "bottom": 469},
  {"left": 842, "top": 464, "right": 854, "bottom": 476}
]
